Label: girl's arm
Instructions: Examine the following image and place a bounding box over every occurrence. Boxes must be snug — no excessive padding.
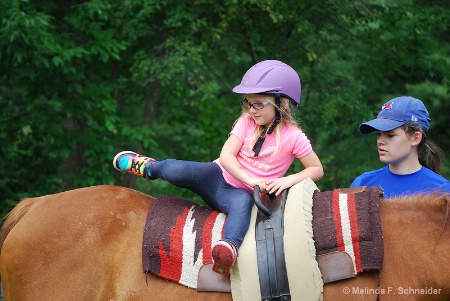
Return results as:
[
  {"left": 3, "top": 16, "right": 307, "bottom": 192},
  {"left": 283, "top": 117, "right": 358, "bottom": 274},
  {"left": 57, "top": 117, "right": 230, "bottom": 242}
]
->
[
  {"left": 265, "top": 150, "right": 324, "bottom": 195},
  {"left": 219, "top": 134, "right": 267, "bottom": 189}
]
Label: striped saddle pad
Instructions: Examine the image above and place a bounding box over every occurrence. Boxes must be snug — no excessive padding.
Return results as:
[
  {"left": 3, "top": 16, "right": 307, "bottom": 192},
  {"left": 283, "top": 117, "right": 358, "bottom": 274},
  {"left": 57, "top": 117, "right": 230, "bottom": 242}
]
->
[
  {"left": 142, "top": 196, "right": 226, "bottom": 289},
  {"left": 312, "top": 186, "right": 384, "bottom": 274},
  {"left": 142, "top": 185, "right": 384, "bottom": 289}
]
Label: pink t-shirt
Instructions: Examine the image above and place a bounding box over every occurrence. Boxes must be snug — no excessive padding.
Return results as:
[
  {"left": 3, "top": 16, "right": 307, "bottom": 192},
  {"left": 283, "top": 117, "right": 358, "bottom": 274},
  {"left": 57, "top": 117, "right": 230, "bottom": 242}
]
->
[{"left": 215, "top": 116, "right": 313, "bottom": 191}]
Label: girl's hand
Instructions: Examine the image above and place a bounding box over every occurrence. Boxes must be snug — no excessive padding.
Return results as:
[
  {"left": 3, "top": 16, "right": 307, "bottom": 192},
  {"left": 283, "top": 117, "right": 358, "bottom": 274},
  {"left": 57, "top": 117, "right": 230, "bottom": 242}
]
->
[
  {"left": 248, "top": 178, "right": 269, "bottom": 192},
  {"left": 265, "top": 177, "right": 293, "bottom": 196}
]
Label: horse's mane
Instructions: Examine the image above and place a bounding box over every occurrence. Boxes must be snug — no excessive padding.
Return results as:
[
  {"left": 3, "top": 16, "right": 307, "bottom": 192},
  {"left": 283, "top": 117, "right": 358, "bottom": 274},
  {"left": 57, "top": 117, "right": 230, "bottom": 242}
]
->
[
  {"left": 386, "top": 192, "right": 450, "bottom": 209},
  {"left": 383, "top": 192, "right": 450, "bottom": 230}
]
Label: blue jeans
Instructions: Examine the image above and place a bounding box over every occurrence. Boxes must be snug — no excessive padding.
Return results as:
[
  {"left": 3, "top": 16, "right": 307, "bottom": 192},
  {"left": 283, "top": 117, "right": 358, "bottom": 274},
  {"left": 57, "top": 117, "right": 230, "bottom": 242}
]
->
[{"left": 150, "top": 159, "right": 253, "bottom": 248}]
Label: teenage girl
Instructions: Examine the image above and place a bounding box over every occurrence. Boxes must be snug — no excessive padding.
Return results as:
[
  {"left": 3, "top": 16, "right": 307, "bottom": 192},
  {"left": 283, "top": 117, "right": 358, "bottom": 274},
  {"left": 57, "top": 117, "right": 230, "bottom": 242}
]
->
[{"left": 351, "top": 96, "right": 449, "bottom": 198}]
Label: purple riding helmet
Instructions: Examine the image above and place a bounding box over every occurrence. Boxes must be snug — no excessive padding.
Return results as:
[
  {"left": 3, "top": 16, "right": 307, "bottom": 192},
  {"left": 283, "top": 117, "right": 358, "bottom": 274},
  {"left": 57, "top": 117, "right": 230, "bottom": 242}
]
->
[
  {"left": 232, "top": 60, "right": 301, "bottom": 106},
  {"left": 232, "top": 60, "right": 301, "bottom": 156}
]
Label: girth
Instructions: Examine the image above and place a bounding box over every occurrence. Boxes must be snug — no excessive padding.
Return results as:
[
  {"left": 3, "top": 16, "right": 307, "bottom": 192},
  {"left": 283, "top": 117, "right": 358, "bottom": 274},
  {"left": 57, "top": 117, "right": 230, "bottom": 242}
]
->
[{"left": 255, "top": 189, "right": 291, "bottom": 301}]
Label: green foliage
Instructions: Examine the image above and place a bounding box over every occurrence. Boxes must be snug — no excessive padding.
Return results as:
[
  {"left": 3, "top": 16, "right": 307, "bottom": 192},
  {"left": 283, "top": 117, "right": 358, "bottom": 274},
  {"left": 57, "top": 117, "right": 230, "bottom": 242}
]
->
[{"left": 1, "top": 0, "right": 449, "bottom": 217}]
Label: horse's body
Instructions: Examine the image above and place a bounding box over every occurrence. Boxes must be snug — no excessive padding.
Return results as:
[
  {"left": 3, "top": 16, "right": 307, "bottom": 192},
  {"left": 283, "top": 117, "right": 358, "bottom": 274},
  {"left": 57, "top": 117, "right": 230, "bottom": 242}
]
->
[{"left": 1, "top": 185, "right": 449, "bottom": 301}]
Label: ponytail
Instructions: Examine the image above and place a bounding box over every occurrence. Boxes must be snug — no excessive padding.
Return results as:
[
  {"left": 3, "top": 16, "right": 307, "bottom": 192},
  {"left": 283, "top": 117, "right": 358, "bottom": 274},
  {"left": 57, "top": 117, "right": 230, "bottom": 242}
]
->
[
  {"left": 404, "top": 124, "right": 443, "bottom": 174},
  {"left": 418, "top": 139, "right": 442, "bottom": 174}
]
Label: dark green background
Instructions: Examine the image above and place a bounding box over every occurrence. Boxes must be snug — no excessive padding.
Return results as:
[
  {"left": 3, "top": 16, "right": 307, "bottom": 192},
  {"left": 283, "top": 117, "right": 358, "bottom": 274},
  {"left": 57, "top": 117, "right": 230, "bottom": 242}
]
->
[{"left": 1, "top": 0, "right": 449, "bottom": 217}]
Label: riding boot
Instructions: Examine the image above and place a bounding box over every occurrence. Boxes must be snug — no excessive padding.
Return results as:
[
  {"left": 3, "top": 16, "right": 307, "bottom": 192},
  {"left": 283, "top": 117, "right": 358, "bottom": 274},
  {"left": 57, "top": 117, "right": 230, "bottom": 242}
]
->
[
  {"left": 212, "top": 239, "right": 238, "bottom": 275},
  {"left": 113, "top": 151, "right": 156, "bottom": 179}
]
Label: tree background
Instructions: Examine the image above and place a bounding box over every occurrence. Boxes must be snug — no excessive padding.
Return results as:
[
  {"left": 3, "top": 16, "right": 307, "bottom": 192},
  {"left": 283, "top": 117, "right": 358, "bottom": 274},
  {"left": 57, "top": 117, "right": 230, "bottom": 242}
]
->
[{"left": 1, "top": 0, "right": 449, "bottom": 217}]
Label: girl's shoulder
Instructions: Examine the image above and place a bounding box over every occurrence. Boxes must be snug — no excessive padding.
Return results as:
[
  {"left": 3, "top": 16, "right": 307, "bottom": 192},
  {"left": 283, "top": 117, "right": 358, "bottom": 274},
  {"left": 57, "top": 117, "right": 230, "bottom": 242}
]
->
[
  {"left": 230, "top": 115, "right": 258, "bottom": 138},
  {"left": 236, "top": 114, "right": 255, "bottom": 123},
  {"left": 230, "top": 115, "right": 252, "bottom": 128},
  {"left": 420, "top": 167, "right": 448, "bottom": 182}
]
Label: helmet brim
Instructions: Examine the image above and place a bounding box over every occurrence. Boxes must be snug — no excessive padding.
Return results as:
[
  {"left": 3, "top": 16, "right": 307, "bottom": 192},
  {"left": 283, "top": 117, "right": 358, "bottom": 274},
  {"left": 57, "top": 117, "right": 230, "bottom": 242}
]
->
[{"left": 232, "top": 85, "right": 282, "bottom": 95}]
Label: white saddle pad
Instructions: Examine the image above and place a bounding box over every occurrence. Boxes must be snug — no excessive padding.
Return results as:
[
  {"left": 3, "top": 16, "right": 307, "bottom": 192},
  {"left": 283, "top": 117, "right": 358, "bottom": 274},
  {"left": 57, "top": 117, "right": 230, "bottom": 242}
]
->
[{"left": 230, "top": 178, "right": 324, "bottom": 301}]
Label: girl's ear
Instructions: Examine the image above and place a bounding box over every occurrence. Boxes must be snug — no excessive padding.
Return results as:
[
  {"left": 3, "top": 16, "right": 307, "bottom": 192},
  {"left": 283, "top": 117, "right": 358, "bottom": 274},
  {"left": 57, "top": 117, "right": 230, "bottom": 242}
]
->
[
  {"left": 411, "top": 131, "right": 422, "bottom": 146},
  {"left": 282, "top": 97, "right": 290, "bottom": 109}
]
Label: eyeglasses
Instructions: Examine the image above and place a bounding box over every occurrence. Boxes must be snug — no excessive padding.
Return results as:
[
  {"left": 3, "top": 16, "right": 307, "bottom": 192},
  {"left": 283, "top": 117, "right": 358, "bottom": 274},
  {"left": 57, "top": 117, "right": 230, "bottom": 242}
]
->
[{"left": 241, "top": 98, "right": 271, "bottom": 110}]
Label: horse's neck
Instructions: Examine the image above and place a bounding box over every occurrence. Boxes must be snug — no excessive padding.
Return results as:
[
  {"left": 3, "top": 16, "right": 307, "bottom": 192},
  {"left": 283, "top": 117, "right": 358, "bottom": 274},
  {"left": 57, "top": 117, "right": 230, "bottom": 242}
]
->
[
  {"left": 380, "top": 197, "right": 450, "bottom": 244},
  {"left": 380, "top": 197, "right": 450, "bottom": 291}
]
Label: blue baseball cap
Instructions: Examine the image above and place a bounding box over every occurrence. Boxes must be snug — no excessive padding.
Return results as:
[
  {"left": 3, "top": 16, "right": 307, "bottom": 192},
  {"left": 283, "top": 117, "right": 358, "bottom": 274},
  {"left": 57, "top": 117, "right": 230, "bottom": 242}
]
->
[{"left": 359, "top": 96, "right": 431, "bottom": 134}]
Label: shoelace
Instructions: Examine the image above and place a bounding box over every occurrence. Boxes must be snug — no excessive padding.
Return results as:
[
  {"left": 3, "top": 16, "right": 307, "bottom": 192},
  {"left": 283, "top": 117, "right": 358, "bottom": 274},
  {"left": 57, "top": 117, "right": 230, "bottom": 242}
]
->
[{"left": 129, "top": 155, "right": 146, "bottom": 173}]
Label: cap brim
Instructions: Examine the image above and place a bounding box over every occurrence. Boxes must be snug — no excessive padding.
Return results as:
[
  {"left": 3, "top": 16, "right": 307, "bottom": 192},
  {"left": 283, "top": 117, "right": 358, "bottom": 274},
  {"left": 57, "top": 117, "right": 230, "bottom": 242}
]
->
[{"left": 359, "top": 118, "right": 406, "bottom": 134}]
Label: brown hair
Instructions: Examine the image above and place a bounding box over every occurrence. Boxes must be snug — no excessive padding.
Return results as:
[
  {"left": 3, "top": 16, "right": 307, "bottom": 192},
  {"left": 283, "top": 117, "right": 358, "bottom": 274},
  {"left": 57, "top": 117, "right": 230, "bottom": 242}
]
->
[{"left": 403, "top": 123, "right": 443, "bottom": 174}]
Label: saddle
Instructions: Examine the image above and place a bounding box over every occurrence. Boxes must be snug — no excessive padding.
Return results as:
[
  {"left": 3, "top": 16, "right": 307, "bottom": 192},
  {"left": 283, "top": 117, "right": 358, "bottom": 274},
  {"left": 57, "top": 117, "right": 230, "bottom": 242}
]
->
[{"left": 141, "top": 181, "right": 384, "bottom": 299}]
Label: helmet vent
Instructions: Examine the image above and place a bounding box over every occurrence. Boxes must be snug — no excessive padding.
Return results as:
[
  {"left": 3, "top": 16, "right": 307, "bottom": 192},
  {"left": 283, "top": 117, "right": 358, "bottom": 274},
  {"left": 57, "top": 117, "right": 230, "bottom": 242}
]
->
[{"left": 256, "top": 69, "right": 273, "bottom": 85}]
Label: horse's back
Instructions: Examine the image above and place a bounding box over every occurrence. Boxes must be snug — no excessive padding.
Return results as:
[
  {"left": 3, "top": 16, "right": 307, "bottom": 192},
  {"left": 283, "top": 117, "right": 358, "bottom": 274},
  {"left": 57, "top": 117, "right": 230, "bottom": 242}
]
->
[
  {"left": 1, "top": 185, "right": 151, "bottom": 300},
  {"left": 0, "top": 185, "right": 231, "bottom": 301}
]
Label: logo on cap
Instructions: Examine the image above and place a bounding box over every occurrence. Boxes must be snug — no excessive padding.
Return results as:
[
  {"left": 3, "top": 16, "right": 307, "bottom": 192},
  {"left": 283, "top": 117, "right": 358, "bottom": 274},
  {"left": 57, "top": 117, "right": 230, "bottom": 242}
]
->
[{"left": 381, "top": 102, "right": 394, "bottom": 112}]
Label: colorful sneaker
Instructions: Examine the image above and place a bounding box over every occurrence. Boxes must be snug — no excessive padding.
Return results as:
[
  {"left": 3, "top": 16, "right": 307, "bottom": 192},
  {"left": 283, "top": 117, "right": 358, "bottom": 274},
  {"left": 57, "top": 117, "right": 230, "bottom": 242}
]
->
[
  {"left": 212, "top": 240, "right": 238, "bottom": 275},
  {"left": 113, "top": 151, "right": 156, "bottom": 179}
]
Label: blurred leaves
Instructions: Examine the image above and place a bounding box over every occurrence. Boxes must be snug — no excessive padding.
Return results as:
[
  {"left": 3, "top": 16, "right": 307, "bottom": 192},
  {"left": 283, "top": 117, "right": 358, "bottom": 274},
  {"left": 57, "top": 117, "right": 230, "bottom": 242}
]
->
[{"left": 1, "top": 0, "right": 449, "bottom": 215}]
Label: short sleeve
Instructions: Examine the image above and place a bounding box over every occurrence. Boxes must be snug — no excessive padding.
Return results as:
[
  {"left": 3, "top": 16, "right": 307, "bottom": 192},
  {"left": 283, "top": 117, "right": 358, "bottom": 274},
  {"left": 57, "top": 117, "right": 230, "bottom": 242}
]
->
[{"left": 230, "top": 117, "right": 255, "bottom": 143}]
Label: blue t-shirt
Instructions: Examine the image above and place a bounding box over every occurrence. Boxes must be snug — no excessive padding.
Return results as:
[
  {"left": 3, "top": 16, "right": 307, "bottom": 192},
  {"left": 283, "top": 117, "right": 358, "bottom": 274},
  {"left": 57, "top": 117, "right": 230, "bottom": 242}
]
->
[{"left": 350, "top": 166, "right": 450, "bottom": 199}]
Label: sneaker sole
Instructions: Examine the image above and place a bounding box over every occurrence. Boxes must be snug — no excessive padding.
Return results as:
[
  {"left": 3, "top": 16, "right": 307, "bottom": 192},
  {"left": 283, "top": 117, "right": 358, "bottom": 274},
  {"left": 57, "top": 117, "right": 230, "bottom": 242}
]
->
[
  {"left": 112, "top": 151, "right": 134, "bottom": 171},
  {"left": 212, "top": 244, "right": 235, "bottom": 275}
]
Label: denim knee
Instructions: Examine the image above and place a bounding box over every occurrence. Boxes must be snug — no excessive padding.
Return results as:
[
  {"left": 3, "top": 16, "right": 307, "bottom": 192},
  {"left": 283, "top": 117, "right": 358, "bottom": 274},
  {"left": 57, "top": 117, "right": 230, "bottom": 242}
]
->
[{"left": 221, "top": 191, "right": 253, "bottom": 247}]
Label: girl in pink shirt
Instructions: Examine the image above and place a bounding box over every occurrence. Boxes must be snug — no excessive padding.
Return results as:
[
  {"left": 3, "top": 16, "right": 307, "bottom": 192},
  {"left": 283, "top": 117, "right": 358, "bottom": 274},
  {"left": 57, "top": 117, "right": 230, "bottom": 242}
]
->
[{"left": 113, "top": 60, "right": 323, "bottom": 275}]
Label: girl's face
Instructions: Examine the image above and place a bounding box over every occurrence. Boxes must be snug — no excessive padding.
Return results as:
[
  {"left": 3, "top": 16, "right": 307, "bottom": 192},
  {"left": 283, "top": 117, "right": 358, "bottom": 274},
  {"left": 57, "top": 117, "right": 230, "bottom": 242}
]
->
[
  {"left": 243, "top": 94, "right": 276, "bottom": 127},
  {"left": 376, "top": 127, "right": 421, "bottom": 166}
]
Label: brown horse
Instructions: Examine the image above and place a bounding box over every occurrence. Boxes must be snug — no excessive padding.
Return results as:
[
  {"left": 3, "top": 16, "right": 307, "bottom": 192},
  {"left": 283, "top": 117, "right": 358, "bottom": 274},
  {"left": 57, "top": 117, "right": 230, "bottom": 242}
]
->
[{"left": 1, "top": 185, "right": 450, "bottom": 301}]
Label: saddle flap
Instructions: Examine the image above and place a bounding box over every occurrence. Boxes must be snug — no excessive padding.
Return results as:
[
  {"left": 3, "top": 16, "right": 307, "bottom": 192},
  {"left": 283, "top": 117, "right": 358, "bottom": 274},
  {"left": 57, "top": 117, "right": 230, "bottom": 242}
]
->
[
  {"left": 317, "top": 252, "right": 355, "bottom": 284},
  {"left": 197, "top": 264, "right": 231, "bottom": 292},
  {"left": 255, "top": 190, "right": 291, "bottom": 300}
]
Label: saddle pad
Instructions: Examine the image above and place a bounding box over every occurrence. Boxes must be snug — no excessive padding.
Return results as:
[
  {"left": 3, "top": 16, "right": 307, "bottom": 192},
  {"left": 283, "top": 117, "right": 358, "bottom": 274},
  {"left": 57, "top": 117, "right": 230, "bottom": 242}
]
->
[
  {"left": 142, "top": 196, "right": 226, "bottom": 288},
  {"left": 312, "top": 187, "right": 384, "bottom": 274},
  {"left": 231, "top": 178, "right": 324, "bottom": 301}
]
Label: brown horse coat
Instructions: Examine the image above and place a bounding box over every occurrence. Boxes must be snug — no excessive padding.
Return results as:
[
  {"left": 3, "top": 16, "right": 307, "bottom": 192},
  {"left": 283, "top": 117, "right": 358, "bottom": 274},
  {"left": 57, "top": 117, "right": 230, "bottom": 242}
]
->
[{"left": 1, "top": 185, "right": 450, "bottom": 301}]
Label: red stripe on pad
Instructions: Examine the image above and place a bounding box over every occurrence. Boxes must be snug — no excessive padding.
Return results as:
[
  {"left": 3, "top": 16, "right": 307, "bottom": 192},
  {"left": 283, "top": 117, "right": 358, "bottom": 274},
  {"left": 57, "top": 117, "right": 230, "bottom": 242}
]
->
[
  {"left": 202, "top": 210, "right": 220, "bottom": 264},
  {"left": 158, "top": 207, "right": 190, "bottom": 282},
  {"left": 347, "top": 193, "right": 362, "bottom": 273}
]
